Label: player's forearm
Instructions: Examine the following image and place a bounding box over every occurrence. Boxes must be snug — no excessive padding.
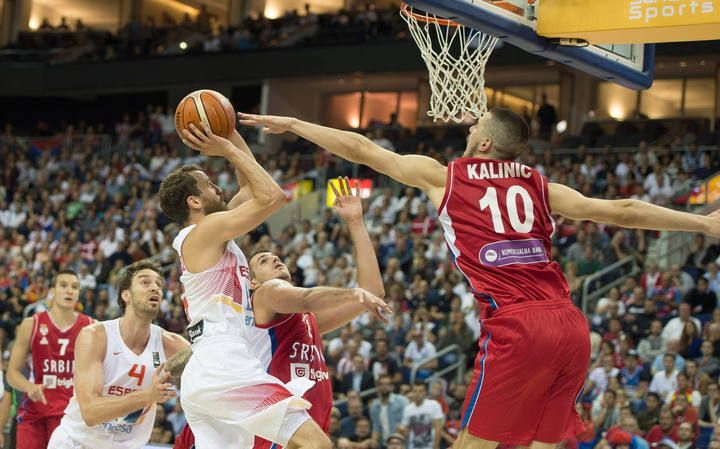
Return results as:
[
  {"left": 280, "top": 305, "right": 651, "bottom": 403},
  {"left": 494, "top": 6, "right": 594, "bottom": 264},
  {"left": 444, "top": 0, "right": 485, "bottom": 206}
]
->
[
  {"left": 225, "top": 149, "right": 283, "bottom": 206},
  {"left": 79, "top": 390, "right": 153, "bottom": 427},
  {"left": 229, "top": 129, "right": 255, "bottom": 160},
  {"left": 7, "top": 369, "right": 33, "bottom": 392},
  {"left": 288, "top": 119, "right": 374, "bottom": 165},
  {"left": 302, "top": 287, "right": 361, "bottom": 313},
  {"left": 165, "top": 346, "right": 193, "bottom": 387},
  {"left": 347, "top": 220, "right": 385, "bottom": 299},
  {"left": 606, "top": 199, "right": 709, "bottom": 233},
  {"left": 316, "top": 301, "right": 367, "bottom": 335}
]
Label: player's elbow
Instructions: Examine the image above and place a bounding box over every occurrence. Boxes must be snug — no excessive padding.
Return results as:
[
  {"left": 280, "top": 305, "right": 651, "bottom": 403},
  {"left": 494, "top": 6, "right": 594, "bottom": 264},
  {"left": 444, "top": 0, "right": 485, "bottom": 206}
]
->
[{"left": 79, "top": 404, "right": 100, "bottom": 427}]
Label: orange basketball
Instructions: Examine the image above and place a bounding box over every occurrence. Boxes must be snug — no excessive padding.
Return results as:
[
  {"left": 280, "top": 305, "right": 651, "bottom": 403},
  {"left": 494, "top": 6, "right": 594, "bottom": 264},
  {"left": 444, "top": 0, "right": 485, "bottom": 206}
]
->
[{"left": 175, "top": 90, "right": 236, "bottom": 139}]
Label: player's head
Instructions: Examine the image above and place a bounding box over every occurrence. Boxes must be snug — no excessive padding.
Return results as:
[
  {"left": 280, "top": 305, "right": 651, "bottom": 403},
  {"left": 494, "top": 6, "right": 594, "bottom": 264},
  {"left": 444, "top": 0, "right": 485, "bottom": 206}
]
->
[
  {"left": 50, "top": 270, "right": 80, "bottom": 310},
  {"left": 116, "top": 260, "right": 164, "bottom": 319},
  {"left": 464, "top": 108, "right": 529, "bottom": 160},
  {"left": 158, "top": 164, "right": 227, "bottom": 226},
  {"left": 248, "top": 249, "right": 292, "bottom": 288}
]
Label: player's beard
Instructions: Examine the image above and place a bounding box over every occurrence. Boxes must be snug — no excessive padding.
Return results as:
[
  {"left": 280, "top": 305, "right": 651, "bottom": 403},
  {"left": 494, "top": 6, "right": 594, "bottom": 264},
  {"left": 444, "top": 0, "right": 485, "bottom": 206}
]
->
[
  {"left": 129, "top": 296, "right": 160, "bottom": 320},
  {"left": 203, "top": 196, "right": 228, "bottom": 215}
]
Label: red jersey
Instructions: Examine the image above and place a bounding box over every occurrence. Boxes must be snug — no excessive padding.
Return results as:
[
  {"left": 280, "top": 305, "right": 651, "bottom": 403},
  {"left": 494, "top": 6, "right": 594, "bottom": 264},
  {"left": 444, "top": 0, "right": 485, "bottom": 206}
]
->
[
  {"left": 18, "top": 311, "right": 93, "bottom": 420},
  {"left": 257, "top": 311, "right": 332, "bottom": 432},
  {"left": 438, "top": 157, "right": 569, "bottom": 310}
]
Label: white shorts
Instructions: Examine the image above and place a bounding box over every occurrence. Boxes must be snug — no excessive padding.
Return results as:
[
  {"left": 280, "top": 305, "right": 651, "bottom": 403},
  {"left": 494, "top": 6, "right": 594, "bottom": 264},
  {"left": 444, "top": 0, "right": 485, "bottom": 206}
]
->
[{"left": 181, "top": 338, "right": 314, "bottom": 449}]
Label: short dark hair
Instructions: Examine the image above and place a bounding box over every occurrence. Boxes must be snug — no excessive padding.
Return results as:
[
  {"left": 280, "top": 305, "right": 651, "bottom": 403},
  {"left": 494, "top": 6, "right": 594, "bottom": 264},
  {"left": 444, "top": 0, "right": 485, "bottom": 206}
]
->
[
  {"left": 51, "top": 270, "right": 78, "bottom": 288},
  {"left": 647, "top": 392, "right": 660, "bottom": 402},
  {"left": 116, "top": 260, "right": 163, "bottom": 313},
  {"left": 413, "top": 380, "right": 427, "bottom": 389},
  {"left": 158, "top": 164, "right": 203, "bottom": 225},
  {"left": 487, "top": 108, "right": 530, "bottom": 160},
  {"left": 248, "top": 248, "right": 273, "bottom": 278}
]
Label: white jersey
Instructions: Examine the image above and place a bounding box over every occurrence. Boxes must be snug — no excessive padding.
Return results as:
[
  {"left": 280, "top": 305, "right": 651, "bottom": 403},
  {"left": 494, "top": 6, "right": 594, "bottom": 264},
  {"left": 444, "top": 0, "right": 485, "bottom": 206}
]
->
[
  {"left": 173, "top": 224, "right": 253, "bottom": 345},
  {"left": 57, "top": 319, "right": 166, "bottom": 449}
]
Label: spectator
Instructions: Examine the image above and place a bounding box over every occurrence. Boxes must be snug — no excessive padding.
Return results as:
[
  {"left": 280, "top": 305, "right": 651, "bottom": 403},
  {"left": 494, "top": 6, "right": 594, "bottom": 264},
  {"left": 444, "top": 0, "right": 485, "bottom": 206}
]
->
[
  {"left": 404, "top": 330, "right": 437, "bottom": 381},
  {"left": 651, "top": 340, "right": 686, "bottom": 375},
  {"left": 662, "top": 303, "right": 701, "bottom": 342},
  {"left": 340, "top": 398, "right": 366, "bottom": 438},
  {"left": 370, "top": 374, "right": 408, "bottom": 446},
  {"left": 620, "top": 350, "right": 648, "bottom": 397},
  {"left": 704, "top": 262, "right": 720, "bottom": 297},
  {"left": 386, "top": 434, "right": 406, "bottom": 449},
  {"left": 646, "top": 409, "right": 679, "bottom": 444},
  {"left": 698, "top": 381, "right": 720, "bottom": 429},
  {"left": 636, "top": 392, "right": 662, "bottom": 433},
  {"left": 342, "top": 354, "right": 375, "bottom": 395},
  {"left": 369, "top": 338, "right": 402, "bottom": 384},
  {"left": 671, "top": 395, "right": 698, "bottom": 429},
  {"left": 678, "top": 322, "right": 703, "bottom": 360},
  {"left": 696, "top": 340, "right": 719, "bottom": 378},
  {"left": 592, "top": 389, "right": 620, "bottom": 433},
  {"left": 536, "top": 93, "right": 557, "bottom": 140},
  {"left": 588, "top": 354, "right": 620, "bottom": 398},
  {"left": 666, "top": 372, "right": 702, "bottom": 408},
  {"left": 675, "top": 421, "right": 695, "bottom": 449},
  {"left": 398, "top": 381, "right": 444, "bottom": 449},
  {"left": 650, "top": 354, "right": 679, "bottom": 397},
  {"left": 638, "top": 320, "right": 666, "bottom": 365},
  {"left": 684, "top": 277, "right": 717, "bottom": 316}
]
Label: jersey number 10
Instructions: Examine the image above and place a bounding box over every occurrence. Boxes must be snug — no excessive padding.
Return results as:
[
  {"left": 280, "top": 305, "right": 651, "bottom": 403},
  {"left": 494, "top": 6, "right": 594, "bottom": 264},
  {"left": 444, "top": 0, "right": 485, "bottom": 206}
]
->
[{"left": 479, "top": 186, "right": 535, "bottom": 234}]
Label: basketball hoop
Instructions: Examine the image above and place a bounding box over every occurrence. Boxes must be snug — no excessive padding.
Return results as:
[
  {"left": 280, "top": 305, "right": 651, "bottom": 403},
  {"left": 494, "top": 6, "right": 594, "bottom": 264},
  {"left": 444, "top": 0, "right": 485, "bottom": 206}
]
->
[{"left": 400, "top": 2, "right": 498, "bottom": 123}]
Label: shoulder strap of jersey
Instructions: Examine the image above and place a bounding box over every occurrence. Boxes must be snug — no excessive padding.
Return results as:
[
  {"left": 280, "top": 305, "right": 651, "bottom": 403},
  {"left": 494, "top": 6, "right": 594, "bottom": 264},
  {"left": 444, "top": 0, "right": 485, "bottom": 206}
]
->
[{"left": 29, "top": 312, "right": 41, "bottom": 343}]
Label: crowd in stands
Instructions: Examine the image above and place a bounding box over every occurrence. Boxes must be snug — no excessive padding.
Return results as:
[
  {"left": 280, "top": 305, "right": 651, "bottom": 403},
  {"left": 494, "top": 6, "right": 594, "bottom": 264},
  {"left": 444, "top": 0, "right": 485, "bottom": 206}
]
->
[
  {"left": 3, "top": 3, "right": 406, "bottom": 64},
  {"left": 1, "top": 105, "right": 720, "bottom": 449}
]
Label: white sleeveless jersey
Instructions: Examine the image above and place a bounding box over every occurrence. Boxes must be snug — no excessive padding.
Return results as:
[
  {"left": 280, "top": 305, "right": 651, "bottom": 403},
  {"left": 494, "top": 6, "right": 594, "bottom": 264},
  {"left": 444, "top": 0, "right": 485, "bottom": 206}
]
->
[
  {"left": 173, "top": 225, "right": 254, "bottom": 345},
  {"left": 58, "top": 319, "right": 166, "bottom": 449}
]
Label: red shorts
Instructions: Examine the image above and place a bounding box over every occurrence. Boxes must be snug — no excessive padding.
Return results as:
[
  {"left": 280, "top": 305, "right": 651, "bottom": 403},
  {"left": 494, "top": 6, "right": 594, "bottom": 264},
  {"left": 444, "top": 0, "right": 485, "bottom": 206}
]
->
[
  {"left": 17, "top": 415, "right": 62, "bottom": 449},
  {"left": 173, "top": 424, "right": 195, "bottom": 449},
  {"left": 462, "top": 300, "right": 590, "bottom": 446}
]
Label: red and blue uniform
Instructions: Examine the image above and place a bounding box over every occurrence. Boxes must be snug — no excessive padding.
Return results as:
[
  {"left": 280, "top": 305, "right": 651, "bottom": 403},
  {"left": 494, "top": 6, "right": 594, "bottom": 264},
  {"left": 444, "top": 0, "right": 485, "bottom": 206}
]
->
[
  {"left": 17, "top": 311, "right": 92, "bottom": 449},
  {"left": 437, "top": 157, "right": 590, "bottom": 445}
]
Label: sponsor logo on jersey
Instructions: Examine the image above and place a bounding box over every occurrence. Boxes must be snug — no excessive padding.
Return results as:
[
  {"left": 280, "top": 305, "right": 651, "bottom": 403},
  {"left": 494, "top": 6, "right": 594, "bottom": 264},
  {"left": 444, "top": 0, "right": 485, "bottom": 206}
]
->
[
  {"left": 152, "top": 352, "right": 161, "bottom": 368},
  {"left": 39, "top": 323, "right": 49, "bottom": 345},
  {"left": 187, "top": 320, "right": 204, "bottom": 344},
  {"left": 479, "top": 238, "right": 548, "bottom": 267},
  {"left": 43, "top": 375, "right": 74, "bottom": 389},
  {"left": 290, "top": 363, "right": 330, "bottom": 382}
]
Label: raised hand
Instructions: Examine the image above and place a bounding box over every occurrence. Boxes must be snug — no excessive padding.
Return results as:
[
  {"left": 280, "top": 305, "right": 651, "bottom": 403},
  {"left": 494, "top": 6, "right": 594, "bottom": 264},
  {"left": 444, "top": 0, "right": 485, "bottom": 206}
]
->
[
  {"left": 330, "top": 177, "right": 363, "bottom": 224},
  {"left": 147, "top": 363, "right": 176, "bottom": 404},
  {"left": 237, "top": 112, "right": 294, "bottom": 135},
  {"left": 352, "top": 288, "right": 393, "bottom": 323},
  {"left": 181, "top": 122, "right": 235, "bottom": 157}
]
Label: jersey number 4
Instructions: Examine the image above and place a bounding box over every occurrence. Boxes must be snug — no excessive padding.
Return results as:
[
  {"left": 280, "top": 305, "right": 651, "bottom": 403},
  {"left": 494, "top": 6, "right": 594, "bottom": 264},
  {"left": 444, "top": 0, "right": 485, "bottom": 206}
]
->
[
  {"left": 479, "top": 186, "right": 535, "bottom": 234},
  {"left": 128, "top": 364, "right": 147, "bottom": 386}
]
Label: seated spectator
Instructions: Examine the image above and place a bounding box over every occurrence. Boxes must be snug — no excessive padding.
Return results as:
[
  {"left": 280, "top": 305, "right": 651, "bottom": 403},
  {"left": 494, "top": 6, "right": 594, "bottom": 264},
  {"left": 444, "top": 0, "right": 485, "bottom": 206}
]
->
[
  {"left": 666, "top": 372, "right": 702, "bottom": 408},
  {"left": 671, "top": 395, "right": 698, "bottom": 430},
  {"left": 675, "top": 421, "right": 696, "bottom": 449},
  {"left": 684, "top": 277, "right": 717, "bottom": 316},
  {"left": 369, "top": 338, "right": 402, "bottom": 384},
  {"left": 341, "top": 417, "right": 375, "bottom": 449},
  {"left": 589, "top": 354, "right": 621, "bottom": 399},
  {"left": 704, "top": 262, "right": 720, "bottom": 296},
  {"left": 664, "top": 303, "right": 701, "bottom": 344},
  {"left": 678, "top": 322, "right": 703, "bottom": 360},
  {"left": 637, "top": 392, "right": 662, "bottom": 433},
  {"left": 341, "top": 354, "right": 375, "bottom": 395},
  {"left": 404, "top": 329, "right": 437, "bottom": 381},
  {"left": 641, "top": 260, "right": 663, "bottom": 293},
  {"left": 698, "top": 382, "right": 720, "bottom": 429},
  {"left": 340, "top": 398, "right": 366, "bottom": 438},
  {"left": 620, "top": 350, "right": 649, "bottom": 397},
  {"left": 651, "top": 340, "right": 686, "bottom": 376},
  {"left": 646, "top": 409, "right": 679, "bottom": 444},
  {"left": 398, "top": 381, "right": 444, "bottom": 449},
  {"left": 639, "top": 320, "right": 666, "bottom": 366},
  {"left": 695, "top": 340, "right": 719, "bottom": 378},
  {"left": 593, "top": 389, "right": 621, "bottom": 434},
  {"left": 650, "top": 354, "right": 680, "bottom": 397}
]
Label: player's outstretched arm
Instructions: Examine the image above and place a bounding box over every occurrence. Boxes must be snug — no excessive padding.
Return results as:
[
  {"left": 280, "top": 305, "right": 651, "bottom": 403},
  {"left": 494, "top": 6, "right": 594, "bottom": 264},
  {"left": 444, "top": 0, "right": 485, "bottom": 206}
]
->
[
  {"left": 549, "top": 183, "right": 718, "bottom": 235},
  {"left": 7, "top": 318, "right": 46, "bottom": 403},
  {"left": 253, "top": 280, "right": 391, "bottom": 325},
  {"left": 74, "top": 324, "right": 176, "bottom": 427},
  {"left": 238, "top": 113, "right": 447, "bottom": 194},
  {"left": 315, "top": 178, "right": 386, "bottom": 335}
]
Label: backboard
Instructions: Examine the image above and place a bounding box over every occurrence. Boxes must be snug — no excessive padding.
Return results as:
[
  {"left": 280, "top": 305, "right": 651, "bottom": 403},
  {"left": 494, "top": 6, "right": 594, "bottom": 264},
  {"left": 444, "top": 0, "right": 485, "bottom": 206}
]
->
[{"left": 403, "top": 0, "right": 655, "bottom": 90}]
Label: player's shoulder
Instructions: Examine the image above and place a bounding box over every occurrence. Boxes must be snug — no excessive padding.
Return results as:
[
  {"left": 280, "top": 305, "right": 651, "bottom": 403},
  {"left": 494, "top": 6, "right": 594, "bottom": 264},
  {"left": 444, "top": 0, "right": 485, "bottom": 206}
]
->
[{"left": 79, "top": 321, "right": 108, "bottom": 340}]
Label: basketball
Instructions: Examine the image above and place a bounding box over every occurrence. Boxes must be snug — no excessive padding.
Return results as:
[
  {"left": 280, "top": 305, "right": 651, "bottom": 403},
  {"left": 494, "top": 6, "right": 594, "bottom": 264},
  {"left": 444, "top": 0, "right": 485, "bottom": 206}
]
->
[{"left": 175, "top": 90, "right": 236, "bottom": 139}]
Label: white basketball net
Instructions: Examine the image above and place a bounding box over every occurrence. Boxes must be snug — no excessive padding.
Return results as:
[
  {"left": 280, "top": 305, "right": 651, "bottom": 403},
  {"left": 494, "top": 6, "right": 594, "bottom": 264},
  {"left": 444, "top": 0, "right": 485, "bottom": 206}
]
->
[{"left": 401, "top": 3, "right": 498, "bottom": 123}]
